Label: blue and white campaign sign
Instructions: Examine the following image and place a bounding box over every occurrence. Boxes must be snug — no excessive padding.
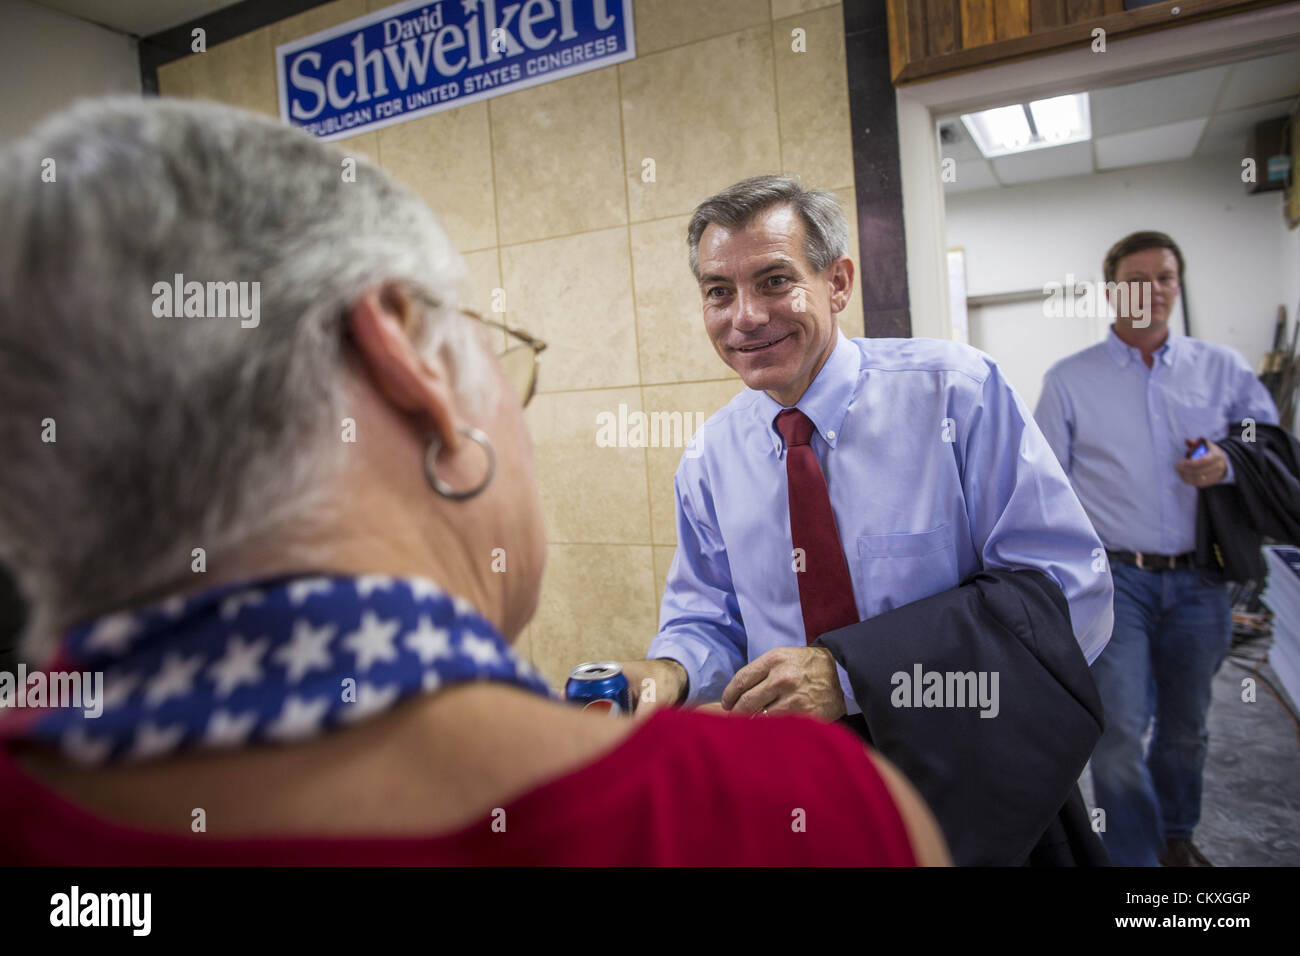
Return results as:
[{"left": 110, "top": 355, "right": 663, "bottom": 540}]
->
[{"left": 276, "top": 0, "right": 635, "bottom": 140}]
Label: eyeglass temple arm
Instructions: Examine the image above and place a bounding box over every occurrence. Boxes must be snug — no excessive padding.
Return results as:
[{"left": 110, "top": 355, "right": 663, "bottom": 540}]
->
[{"left": 463, "top": 309, "right": 547, "bottom": 352}]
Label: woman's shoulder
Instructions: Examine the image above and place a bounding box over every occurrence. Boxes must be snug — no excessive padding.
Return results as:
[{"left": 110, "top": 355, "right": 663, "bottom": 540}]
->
[
  {"left": 482, "top": 703, "right": 924, "bottom": 864},
  {"left": 474, "top": 692, "right": 902, "bottom": 805},
  {"left": 1, "top": 687, "right": 929, "bottom": 864},
  {"left": 485, "top": 697, "right": 903, "bottom": 822}
]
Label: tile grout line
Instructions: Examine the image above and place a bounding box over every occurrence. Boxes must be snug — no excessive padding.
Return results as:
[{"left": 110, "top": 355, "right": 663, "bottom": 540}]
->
[
  {"left": 619, "top": 50, "right": 669, "bottom": 646},
  {"left": 483, "top": 94, "right": 529, "bottom": 659},
  {"left": 616, "top": 56, "right": 660, "bottom": 574},
  {"left": 769, "top": 1, "right": 785, "bottom": 174},
  {"left": 531, "top": 377, "right": 742, "bottom": 400},
  {"left": 452, "top": 179, "right": 855, "bottom": 255},
  {"left": 485, "top": 98, "right": 506, "bottom": 312},
  {"left": 547, "top": 541, "right": 661, "bottom": 548},
  {"left": 635, "top": 1, "right": 839, "bottom": 62}
]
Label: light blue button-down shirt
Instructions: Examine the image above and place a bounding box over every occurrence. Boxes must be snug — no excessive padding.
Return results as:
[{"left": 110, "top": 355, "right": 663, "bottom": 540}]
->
[
  {"left": 1034, "top": 328, "right": 1278, "bottom": 555},
  {"left": 647, "top": 331, "right": 1115, "bottom": 711}
]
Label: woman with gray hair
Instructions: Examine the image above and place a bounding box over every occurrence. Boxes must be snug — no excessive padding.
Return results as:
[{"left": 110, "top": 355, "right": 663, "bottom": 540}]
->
[{"left": 0, "top": 97, "right": 945, "bottom": 865}]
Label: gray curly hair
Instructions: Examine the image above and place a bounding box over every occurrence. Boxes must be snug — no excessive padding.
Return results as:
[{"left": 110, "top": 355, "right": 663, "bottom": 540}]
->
[{"left": 0, "top": 96, "right": 486, "bottom": 659}]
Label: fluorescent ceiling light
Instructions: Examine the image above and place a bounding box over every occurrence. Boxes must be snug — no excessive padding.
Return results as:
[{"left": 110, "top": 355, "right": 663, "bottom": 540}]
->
[{"left": 960, "top": 93, "right": 1091, "bottom": 158}]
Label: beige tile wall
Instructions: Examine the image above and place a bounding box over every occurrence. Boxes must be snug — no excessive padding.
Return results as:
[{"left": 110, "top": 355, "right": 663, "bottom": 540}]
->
[{"left": 156, "top": 0, "right": 859, "bottom": 688}]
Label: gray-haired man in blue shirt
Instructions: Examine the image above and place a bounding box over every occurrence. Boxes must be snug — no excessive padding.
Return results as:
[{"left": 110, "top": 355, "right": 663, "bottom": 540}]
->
[
  {"left": 615, "top": 176, "right": 1112, "bottom": 734},
  {"left": 1034, "top": 230, "right": 1279, "bottom": 867}
]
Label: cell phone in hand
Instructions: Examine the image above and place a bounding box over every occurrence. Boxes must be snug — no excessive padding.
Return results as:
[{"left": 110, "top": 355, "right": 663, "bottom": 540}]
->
[{"left": 1187, "top": 439, "right": 1209, "bottom": 460}]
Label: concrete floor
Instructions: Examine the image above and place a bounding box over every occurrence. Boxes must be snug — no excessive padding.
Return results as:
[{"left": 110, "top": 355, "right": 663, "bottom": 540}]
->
[{"left": 1079, "top": 630, "right": 1300, "bottom": 866}]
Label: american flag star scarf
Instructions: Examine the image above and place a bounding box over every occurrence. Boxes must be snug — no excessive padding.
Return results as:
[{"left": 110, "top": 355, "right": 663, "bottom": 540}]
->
[{"left": 0, "top": 573, "right": 553, "bottom": 764}]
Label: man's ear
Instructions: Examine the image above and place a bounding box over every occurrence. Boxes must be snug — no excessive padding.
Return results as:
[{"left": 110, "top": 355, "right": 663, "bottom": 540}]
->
[
  {"left": 827, "top": 256, "right": 855, "bottom": 314},
  {"left": 347, "top": 284, "right": 460, "bottom": 451}
]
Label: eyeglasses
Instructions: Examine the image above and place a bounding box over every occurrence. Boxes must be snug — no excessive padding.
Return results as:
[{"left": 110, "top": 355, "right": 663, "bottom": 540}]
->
[
  {"left": 459, "top": 308, "right": 547, "bottom": 408},
  {"left": 392, "top": 285, "right": 547, "bottom": 407}
]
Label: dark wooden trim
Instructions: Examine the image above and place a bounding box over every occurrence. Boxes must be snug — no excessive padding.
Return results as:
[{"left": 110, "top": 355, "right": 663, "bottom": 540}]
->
[
  {"left": 843, "top": 1, "right": 912, "bottom": 337},
  {"left": 1030, "top": 0, "right": 1069, "bottom": 31},
  {"left": 925, "top": 0, "right": 961, "bottom": 54},
  {"left": 138, "top": 0, "right": 333, "bottom": 94},
  {"left": 1066, "top": 0, "right": 1107, "bottom": 21},
  {"left": 887, "top": 0, "right": 910, "bottom": 76},
  {"left": 905, "top": 0, "right": 929, "bottom": 63},
  {"left": 996, "top": 0, "right": 1033, "bottom": 39},
  {"left": 894, "top": 0, "right": 1295, "bottom": 84},
  {"left": 961, "top": 0, "right": 997, "bottom": 46}
]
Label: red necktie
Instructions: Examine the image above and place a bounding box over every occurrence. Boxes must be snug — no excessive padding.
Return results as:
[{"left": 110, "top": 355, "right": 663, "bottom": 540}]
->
[{"left": 776, "top": 408, "right": 860, "bottom": 644}]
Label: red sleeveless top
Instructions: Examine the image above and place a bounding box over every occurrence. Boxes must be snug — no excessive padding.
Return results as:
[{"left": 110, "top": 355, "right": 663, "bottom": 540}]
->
[{"left": 0, "top": 707, "right": 916, "bottom": 865}]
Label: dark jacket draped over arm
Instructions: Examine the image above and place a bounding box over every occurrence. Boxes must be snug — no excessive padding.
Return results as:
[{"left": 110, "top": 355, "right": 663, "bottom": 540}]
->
[
  {"left": 817, "top": 567, "right": 1108, "bottom": 866},
  {"left": 1196, "top": 423, "right": 1300, "bottom": 581}
]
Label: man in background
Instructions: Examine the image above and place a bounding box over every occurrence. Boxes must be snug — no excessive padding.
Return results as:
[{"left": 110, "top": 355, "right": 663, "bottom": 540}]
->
[{"left": 1034, "top": 230, "right": 1278, "bottom": 866}]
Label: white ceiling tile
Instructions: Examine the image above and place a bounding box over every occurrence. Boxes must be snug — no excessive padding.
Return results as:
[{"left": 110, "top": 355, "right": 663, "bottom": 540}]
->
[
  {"left": 936, "top": 118, "right": 984, "bottom": 162},
  {"left": 1090, "top": 67, "right": 1228, "bottom": 136},
  {"left": 1197, "top": 100, "right": 1296, "bottom": 156},
  {"left": 1217, "top": 51, "right": 1300, "bottom": 111},
  {"left": 941, "top": 137, "right": 984, "bottom": 163},
  {"left": 1095, "top": 117, "right": 1207, "bottom": 170},
  {"left": 992, "top": 141, "right": 1094, "bottom": 185},
  {"left": 28, "top": 0, "right": 244, "bottom": 36}
]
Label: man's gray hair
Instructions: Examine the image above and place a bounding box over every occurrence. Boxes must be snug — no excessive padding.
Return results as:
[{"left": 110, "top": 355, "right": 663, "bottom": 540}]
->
[
  {"left": 686, "top": 175, "right": 850, "bottom": 279},
  {"left": 0, "top": 96, "right": 486, "bottom": 657}
]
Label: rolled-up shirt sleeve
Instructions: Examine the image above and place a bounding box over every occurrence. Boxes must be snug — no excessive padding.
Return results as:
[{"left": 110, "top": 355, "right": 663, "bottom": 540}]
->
[
  {"left": 961, "top": 359, "right": 1114, "bottom": 664},
  {"left": 647, "top": 468, "right": 748, "bottom": 703}
]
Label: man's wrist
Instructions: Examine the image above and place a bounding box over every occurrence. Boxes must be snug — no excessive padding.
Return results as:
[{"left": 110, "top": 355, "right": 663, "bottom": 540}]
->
[{"left": 650, "top": 657, "right": 689, "bottom": 704}]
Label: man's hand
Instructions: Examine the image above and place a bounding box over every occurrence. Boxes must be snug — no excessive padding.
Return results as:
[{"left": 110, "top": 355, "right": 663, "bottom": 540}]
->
[
  {"left": 1175, "top": 438, "right": 1228, "bottom": 488},
  {"left": 614, "top": 658, "right": 688, "bottom": 720},
  {"left": 720, "top": 646, "right": 846, "bottom": 720}
]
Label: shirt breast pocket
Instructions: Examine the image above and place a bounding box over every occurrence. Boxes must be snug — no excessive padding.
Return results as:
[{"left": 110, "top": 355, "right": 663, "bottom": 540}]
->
[
  {"left": 1166, "top": 394, "right": 1227, "bottom": 444},
  {"left": 857, "top": 525, "right": 960, "bottom": 619}
]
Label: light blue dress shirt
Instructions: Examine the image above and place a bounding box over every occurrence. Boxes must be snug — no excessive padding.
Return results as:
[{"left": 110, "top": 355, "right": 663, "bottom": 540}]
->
[
  {"left": 1034, "top": 328, "right": 1279, "bottom": 556},
  {"left": 647, "top": 331, "right": 1115, "bottom": 711}
]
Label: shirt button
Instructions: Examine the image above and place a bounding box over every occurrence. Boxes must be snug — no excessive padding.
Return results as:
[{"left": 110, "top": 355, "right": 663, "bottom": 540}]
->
[{"left": 827, "top": 430, "right": 836, "bottom": 439}]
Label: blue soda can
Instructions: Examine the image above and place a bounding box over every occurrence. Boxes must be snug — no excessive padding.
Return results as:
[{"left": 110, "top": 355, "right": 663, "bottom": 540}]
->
[{"left": 565, "top": 661, "right": 631, "bottom": 716}]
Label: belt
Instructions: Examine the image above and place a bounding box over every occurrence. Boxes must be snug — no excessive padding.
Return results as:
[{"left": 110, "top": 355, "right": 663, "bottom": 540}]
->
[{"left": 1105, "top": 550, "right": 1196, "bottom": 571}]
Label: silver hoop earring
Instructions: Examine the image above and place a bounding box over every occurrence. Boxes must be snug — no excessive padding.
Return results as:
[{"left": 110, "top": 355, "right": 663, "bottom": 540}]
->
[{"left": 425, "top": 426, "right": 496, "bottom": 500}]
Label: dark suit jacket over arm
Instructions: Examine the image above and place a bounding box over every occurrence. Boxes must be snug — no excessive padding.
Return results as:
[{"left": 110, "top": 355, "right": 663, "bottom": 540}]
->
[
  {"left": 817, "top": 568, "right": 1106, "bottom": 866},
  {"left": 1196, "top": 423, "right": 1300, "bottom": 581}
]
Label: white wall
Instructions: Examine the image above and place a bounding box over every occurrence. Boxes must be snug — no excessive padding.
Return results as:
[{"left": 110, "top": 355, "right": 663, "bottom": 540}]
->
[
  {"left": 946, "top": 151, "right": 1297, "bottom": 408},
  {"left": 0, "top": 0, "right": 140, "bottom": 146},
  {"left": 1284, "top": 202, "right": 1300, "bottom": 335},
  {"left": 898, "top": 91, "right": 952, "bottom": 342}
]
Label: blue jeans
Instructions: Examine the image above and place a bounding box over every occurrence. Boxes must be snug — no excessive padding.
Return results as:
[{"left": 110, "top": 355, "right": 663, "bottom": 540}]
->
[{"left": 1089, "top": 562, "right": 1231, "bottom": 866}]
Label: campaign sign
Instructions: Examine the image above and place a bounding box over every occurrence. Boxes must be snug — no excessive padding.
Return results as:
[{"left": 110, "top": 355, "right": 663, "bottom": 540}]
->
[{"left": 276, "top": 0, "right": 636, "bottom": 140}]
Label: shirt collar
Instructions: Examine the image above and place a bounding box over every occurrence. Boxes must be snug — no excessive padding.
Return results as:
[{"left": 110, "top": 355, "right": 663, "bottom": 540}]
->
[
  {"left": 753, "top": 330, "right": 859, "bottom": 455},
  {"left": 1105, "top": 325, "right": 1178, "bottom": 368}
]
